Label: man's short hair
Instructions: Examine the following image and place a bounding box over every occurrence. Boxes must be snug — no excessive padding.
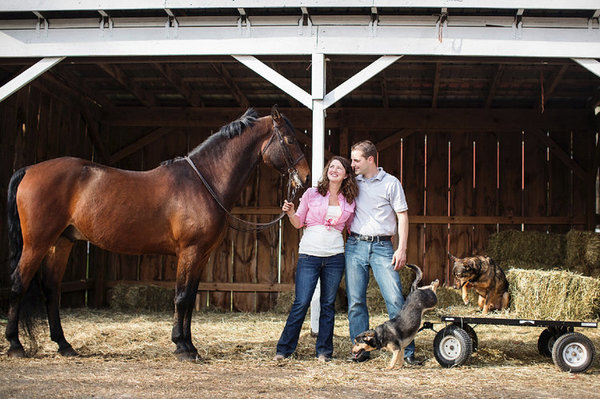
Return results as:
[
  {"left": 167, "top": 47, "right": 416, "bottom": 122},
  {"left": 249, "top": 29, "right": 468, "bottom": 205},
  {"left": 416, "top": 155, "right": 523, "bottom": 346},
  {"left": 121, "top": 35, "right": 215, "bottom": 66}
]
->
[{"left": 351, "top": 140, "right": 378, "bottom": 160}]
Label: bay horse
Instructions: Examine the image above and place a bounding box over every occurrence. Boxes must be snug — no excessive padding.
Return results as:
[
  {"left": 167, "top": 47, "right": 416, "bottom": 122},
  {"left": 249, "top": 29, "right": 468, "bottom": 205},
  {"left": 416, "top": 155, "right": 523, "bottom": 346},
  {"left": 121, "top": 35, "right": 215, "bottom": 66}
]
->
[{"left": 6, "top": 105, "right": 310, "bottom": 361}]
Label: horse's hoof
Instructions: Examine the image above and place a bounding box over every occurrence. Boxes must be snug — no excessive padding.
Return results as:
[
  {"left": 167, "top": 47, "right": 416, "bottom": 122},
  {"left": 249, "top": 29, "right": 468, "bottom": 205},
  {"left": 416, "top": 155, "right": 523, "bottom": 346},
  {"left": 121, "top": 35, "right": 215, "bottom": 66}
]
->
[
  {"left": 176, "top": 351, "right": 199, "bottom": 362},
  {"left": 58, "top": 346, "right": 79, "bottom": 357},
  {"left": 7, "top": 347, "right": 26, "bottom": 358}
]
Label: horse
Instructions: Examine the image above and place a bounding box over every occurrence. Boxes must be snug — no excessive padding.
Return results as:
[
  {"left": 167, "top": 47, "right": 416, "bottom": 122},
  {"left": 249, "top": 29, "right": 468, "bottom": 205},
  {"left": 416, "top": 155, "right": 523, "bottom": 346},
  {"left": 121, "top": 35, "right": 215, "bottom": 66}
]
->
[{"left": 5, "top": 105, "right": 310, "bottom": 361}]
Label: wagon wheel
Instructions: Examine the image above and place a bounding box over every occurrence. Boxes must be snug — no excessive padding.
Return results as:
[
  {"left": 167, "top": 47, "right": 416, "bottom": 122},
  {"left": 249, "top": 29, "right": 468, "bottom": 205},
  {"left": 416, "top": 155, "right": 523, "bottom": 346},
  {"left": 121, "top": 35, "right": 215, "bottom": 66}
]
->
[
  {"left": 537, "top": 327, "right": 566, "bottom": 358},
  {"left": 433, "top": 325, "right": 473, "bottom": 368},
  {"left": 551, "top": 332, "right": 596, "bottom": 373},
  {"left": 452, "top": 322, "right": 478, "bottom": 352}
]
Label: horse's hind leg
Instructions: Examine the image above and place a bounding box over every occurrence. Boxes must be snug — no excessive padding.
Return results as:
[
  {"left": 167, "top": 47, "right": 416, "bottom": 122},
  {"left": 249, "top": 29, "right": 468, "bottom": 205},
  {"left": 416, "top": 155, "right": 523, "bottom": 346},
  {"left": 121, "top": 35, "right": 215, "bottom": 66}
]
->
[
  {"left": 5, "top": 245, "right": 50, "bottom": 357},
  {"left": 41, "top": 237, "right": 78, "bottom": 356}
]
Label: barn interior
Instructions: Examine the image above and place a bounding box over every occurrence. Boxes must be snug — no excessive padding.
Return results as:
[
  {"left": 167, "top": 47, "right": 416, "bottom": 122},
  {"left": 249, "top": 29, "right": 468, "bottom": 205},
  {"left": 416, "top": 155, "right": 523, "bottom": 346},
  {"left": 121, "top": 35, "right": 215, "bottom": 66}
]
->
[{"left": 0, "top": 3, "right": 599, "bottom": 312}]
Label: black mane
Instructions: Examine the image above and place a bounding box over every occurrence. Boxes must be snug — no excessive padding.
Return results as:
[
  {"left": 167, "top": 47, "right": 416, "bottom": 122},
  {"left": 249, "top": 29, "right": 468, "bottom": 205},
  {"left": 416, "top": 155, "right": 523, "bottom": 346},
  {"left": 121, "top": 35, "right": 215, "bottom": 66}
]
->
[{"left": 161, "top": 108, "right": 259, "bottom": 165}]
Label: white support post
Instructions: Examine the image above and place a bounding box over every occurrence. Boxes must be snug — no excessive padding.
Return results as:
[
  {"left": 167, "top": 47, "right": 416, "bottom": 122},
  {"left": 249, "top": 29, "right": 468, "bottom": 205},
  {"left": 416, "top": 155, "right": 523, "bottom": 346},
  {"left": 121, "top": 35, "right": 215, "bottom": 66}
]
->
[
  {"left": 323, "top": 55, "right": 402, "bottom": 109},
  {"left": 311, "top": 53, "right": 326, "bottom": 187},
  {"left": 572, "top": 58, "right": 600, "bottom": 79},
  {"left": 232, "top": 55, "right": 312, "bottom": 108},
  {"left": 0, "top": 56, "right": 64, "bottom": 103}
]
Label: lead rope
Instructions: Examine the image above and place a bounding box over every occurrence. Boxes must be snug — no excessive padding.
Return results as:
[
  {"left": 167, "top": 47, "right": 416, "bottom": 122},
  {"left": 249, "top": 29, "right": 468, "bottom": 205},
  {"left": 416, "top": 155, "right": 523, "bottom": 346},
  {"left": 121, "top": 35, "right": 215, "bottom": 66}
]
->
[{"left": 184, "top": 156, "right": 294, "bottom": 232}]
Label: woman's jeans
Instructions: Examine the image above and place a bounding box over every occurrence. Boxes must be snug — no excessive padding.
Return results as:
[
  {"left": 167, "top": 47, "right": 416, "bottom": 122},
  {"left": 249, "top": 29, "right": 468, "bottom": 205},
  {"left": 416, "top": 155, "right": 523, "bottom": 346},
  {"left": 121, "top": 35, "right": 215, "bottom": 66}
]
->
[
  {"left": 276, "top": 253, "right": 345, "bottom": 358},
  {"left": 345, "top": 236, "right": 415, "bottom": 358}
]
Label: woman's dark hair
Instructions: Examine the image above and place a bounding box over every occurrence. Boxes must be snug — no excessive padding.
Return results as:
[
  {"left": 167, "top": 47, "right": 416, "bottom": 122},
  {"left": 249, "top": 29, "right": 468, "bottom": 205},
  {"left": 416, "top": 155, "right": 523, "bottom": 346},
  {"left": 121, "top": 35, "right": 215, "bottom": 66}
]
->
[{"left": 316, "top": 156, "right": 358, "bottom": 204}]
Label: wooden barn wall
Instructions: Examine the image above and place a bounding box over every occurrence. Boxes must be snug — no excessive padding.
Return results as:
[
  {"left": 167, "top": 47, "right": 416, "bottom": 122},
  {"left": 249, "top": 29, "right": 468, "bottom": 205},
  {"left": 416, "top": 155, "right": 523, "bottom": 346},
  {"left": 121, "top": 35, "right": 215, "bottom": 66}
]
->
[
  {"left": 0, "top": 85, "right": 96, "bottom": 309},
  {"left": 0, "top": 85, "right": 596, "bottom": 313},
  {"left": 349, "top": 128, "right": 595, "bottom": 285}
]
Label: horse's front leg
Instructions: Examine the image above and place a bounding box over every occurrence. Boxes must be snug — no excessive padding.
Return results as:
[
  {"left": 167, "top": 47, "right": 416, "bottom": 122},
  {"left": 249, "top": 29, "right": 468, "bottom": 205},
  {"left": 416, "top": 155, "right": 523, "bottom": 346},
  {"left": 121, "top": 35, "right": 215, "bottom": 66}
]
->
[{"left": 172, "top": 248, "right": 203, "bottom": 361}]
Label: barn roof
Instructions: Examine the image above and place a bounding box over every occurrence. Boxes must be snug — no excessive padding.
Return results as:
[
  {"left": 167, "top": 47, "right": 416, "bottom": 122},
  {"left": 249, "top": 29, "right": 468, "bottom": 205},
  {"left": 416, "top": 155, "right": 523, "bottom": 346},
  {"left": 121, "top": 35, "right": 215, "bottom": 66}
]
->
[{"left": 0, "top": 2, "right": 599, "bottom": 121}]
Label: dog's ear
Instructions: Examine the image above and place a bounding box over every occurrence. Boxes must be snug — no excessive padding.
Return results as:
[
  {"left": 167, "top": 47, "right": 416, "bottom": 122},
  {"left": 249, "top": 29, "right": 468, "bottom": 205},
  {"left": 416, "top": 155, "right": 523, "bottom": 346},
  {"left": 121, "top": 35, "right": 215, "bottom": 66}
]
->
[{"left": 448, "top": 253, "right": 457, "bottom": 262}]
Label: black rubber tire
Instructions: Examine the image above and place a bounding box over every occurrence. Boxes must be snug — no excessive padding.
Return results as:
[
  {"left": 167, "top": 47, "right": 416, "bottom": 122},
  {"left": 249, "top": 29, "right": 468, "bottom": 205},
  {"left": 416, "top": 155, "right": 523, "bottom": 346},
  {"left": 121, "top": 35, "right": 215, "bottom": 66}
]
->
[
  {"left": 453, "top": 323, "right": 478, "bottom": 352},
  {"left": 552, "top": 332, "right": 595, "bottom": 373},
  {"left": 538, "top": 328, "right": 559, "bottom": 358},
  {"left": 433, "top": 325, "right": 473, "bottom": 368}
]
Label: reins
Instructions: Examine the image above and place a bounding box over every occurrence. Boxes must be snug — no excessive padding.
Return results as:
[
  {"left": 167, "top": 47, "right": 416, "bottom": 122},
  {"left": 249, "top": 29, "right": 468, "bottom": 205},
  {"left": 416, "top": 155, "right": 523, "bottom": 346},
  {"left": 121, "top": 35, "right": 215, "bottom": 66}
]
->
[{"left": 184, "top": 120, "right": 304, "bottom": 232}]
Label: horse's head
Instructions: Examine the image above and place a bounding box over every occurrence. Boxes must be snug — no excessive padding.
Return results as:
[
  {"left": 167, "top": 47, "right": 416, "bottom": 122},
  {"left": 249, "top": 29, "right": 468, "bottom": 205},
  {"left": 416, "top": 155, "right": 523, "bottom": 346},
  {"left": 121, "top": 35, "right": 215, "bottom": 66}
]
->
[{"left": 261, "top": 105, "right": 311, "bottom": 191}]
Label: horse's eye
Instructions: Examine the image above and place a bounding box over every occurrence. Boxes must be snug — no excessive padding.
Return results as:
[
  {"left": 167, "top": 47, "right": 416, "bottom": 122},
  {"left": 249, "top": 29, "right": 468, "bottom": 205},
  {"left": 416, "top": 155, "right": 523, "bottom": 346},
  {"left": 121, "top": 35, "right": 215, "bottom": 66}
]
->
[{"left": 285, "top": 136, "right": 296, "bottom": 145}]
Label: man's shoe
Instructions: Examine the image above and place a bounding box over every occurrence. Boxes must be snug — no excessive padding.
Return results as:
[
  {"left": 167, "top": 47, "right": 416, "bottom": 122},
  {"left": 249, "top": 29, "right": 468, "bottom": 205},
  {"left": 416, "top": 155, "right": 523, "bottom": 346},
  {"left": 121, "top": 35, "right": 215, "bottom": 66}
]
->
[
  {"left": 404, "top": 355, "right": 424, "bottom": 366},
  {"left": 348, "top": 351, "right": 370, "bottom": 362},
  {"left": 273, "top": 354, "right": 285, "bottom": 361}
]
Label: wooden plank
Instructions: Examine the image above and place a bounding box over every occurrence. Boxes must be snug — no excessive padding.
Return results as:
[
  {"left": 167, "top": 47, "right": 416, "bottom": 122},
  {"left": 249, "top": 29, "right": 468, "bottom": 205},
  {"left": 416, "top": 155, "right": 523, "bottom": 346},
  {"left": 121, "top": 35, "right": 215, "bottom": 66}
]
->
[
  {"left": 472, "top": 131, "right": 499, "bottom": 254},
  {"left": 523, "top": 130, "right": 548, "bottom": 232},
  {"left": 448, "top": 131, "right": 473, "bottom": 259},
  {"left": 105, "top": 280, "right": 294, "bottom": 292},
  {"left": 424, "top": 132, "right": 449, "bottom": 284},
  {"left": 498, "top": 131, "right": 522, "bottom": 232},
  {"left": 548, "top": 130, "right": 572, "bottom": 233},
  {"left": 402, "top": 132, "right": 425, "bottom": 267},
  {"left": 103, "top": 107, "right": 593, "bottom": 132}
]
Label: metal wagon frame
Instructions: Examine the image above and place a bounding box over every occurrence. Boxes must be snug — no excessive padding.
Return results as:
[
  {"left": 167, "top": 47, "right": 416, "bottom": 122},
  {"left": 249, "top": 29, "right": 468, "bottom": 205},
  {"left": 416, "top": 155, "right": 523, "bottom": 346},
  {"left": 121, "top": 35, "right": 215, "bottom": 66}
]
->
[{"left": 429, "top": 316, "right": 598, "bottom": 373}]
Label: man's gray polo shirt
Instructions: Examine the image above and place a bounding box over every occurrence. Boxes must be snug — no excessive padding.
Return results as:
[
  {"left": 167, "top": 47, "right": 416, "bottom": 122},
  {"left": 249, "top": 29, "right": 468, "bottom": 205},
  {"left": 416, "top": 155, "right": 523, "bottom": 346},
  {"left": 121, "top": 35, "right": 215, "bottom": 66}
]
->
[{"left": 350, "top": 167, "right": 408, "bottom": 237}]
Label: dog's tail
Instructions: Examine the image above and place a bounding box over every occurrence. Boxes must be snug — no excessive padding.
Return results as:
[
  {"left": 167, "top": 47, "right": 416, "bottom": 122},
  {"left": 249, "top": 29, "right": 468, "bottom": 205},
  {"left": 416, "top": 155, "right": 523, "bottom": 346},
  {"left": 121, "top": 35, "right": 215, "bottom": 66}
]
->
[{"left": 405, "top": 264, "right": 423, "bottom": 292}]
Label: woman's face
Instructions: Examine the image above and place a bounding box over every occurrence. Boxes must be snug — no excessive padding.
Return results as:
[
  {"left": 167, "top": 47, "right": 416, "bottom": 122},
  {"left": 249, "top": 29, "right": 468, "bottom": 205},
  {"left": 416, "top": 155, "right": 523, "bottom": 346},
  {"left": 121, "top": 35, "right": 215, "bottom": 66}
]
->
[{"left": 327, "top": 159, "right": 348, "bottom": 184}]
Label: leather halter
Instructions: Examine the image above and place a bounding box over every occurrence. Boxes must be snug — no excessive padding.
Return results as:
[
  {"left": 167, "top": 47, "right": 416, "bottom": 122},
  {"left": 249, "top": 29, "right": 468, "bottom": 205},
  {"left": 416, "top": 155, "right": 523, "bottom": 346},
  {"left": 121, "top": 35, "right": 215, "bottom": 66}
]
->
[{"left": 184, "top": 118, "right": 305, "bottom": 232}]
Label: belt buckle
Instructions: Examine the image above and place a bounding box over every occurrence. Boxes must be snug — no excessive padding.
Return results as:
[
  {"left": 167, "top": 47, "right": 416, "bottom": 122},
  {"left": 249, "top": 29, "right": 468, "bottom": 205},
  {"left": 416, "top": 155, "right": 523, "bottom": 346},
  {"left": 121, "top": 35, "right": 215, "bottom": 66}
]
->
[{"left": 364, "top": 234, "right": 375, "bottom": 242}]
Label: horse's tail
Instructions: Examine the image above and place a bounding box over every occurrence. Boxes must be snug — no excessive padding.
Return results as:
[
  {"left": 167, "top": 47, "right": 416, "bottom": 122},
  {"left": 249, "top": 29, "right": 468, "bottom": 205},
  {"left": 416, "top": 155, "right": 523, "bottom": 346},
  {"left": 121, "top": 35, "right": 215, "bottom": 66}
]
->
[
  {"left": 405, "top": 264, "right": 423, "bottom": 293},
  {"left": 7, "top": 167, "right": 26, "bottom": 275},
  {"left": 7, "top": 167, "right": 43, "bottom": 347}
]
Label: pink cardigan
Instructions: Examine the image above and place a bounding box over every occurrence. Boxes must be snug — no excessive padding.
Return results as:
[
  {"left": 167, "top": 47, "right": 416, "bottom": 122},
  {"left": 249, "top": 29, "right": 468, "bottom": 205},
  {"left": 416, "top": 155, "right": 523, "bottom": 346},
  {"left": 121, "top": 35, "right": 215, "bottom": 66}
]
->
[{"left": 294, "top": 187, "right": 355, "bottom": 232}]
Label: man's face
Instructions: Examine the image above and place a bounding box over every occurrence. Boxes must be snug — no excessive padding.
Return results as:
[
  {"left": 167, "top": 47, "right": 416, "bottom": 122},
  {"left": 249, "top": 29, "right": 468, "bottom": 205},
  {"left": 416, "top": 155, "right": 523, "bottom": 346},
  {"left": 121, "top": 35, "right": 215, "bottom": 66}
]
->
[{"left": 351, "top": 150, "right": 370, "bottom": 176}]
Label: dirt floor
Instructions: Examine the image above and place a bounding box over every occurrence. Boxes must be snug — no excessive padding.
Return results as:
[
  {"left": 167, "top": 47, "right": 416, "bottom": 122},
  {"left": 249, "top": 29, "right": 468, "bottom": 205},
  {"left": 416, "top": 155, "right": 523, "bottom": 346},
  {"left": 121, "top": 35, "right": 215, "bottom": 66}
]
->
[{"left": 0, "top": 309, "right": 599, "bottom": 398}]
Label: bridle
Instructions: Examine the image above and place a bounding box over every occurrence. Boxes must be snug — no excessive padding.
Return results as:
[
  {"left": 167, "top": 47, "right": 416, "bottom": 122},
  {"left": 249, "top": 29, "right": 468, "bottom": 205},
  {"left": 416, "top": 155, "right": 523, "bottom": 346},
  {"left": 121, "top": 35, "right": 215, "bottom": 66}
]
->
[{"left": 184, "top": 118, "right": 306, "bottom": 232}]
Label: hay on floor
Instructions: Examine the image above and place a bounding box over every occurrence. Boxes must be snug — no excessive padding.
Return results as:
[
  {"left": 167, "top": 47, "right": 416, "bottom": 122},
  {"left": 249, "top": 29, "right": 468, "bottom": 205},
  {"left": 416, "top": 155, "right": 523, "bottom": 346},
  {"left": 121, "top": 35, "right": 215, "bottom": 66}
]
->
[{"left": 109, "top": 284, "right": 175, "bottom": 312}]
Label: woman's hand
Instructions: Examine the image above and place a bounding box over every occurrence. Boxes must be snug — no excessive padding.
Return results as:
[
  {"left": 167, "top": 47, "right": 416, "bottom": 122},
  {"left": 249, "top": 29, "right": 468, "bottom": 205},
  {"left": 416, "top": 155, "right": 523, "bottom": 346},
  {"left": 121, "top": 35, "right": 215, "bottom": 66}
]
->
[{"left": 282, "top": 200, "right": 295, "bottom": 216}]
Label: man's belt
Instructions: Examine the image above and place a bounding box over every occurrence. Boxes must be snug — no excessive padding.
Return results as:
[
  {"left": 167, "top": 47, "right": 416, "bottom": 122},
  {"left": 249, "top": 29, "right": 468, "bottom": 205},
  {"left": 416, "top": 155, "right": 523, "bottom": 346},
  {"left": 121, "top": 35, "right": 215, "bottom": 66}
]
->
[{"left": 350, "top": 232, "right": 392, "bottom": 242}]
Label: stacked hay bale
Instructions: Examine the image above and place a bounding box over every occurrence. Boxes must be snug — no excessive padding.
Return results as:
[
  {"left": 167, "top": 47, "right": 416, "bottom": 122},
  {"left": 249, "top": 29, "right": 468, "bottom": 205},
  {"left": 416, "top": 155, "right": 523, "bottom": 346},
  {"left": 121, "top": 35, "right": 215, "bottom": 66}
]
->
[
  {"left": 486, "top": 230, "right": 565, "bottom": 270},
  {"left": 565, "top": 230, "right": 600, "bottom": 277},
  {"left": 507, "top": 268, "right": 600, "bottom": 320},
  {"left": 109, "top": 284, "right": 175, "bottom": 312}
]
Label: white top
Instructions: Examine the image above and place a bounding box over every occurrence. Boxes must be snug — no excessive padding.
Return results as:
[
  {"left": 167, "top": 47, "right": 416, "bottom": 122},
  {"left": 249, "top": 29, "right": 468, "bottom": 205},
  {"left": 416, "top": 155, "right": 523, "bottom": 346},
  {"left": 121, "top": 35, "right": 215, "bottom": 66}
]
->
[
  {"left": 350, "top": 167, "right": 408, "bottom": 237},
  {"left": 298, "top": 206, "right": 344, "bottom": 256}
]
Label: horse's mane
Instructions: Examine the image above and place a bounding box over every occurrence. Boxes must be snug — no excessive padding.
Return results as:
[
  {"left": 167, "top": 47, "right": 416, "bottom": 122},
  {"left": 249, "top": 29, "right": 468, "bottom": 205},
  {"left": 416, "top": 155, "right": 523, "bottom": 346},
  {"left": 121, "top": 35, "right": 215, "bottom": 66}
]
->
[{"left": 161, "top": 108, "right": 259, "bottom": 165}]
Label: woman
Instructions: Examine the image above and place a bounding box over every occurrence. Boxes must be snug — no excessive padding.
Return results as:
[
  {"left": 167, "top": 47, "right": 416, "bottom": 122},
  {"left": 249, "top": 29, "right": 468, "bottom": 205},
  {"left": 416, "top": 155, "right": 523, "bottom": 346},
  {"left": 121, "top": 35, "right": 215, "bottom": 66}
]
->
[{"left": 274, "top": 156, "right": 358, "bottom": 362}]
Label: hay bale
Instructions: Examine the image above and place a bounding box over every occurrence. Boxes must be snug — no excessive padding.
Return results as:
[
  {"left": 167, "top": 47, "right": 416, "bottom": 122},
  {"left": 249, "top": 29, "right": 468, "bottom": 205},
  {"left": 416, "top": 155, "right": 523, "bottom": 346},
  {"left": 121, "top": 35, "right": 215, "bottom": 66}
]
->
[
  {"left": 565, "top": 230, "right": 600, "bottom": 276},
  {"left": 487, "top": 230, "right": 565, "bottom": 270},
  {"left": 506, "top": 268, "right": 600, "bottom": 321},
  {"left": 109, "top": 284, "right": 174, "bottom": 312}
]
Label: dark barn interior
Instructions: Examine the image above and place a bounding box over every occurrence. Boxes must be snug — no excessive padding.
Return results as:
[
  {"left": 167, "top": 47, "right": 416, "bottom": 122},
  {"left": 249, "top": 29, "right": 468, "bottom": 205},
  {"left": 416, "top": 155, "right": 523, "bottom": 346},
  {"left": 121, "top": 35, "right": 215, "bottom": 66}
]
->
[{"left": 1, "top": 6, "right": 599, "bottom": 312}]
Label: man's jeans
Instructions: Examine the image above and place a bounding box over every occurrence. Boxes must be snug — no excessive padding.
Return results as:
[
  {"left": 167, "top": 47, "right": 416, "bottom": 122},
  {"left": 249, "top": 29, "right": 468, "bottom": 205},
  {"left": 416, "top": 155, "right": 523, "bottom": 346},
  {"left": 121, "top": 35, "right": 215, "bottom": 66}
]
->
[
  {"left": 276, "top": 253, "right": 345, "bottom": 358},
  {"left": 345, "top": 235, "right": 415, "bottom": 358}
]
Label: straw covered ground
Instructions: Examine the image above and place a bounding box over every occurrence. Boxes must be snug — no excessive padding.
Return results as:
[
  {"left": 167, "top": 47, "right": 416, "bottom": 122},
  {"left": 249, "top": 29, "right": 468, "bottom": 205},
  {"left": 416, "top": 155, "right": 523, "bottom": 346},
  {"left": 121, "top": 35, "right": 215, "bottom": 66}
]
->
[{"left": 1, "top": 308, "right": 599, "bottom": 398}]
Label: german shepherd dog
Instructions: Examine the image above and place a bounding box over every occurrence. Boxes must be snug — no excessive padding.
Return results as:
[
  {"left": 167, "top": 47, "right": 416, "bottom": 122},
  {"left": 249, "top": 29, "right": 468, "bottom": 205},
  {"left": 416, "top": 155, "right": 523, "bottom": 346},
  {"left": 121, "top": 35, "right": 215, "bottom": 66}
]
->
[
  {"left": 352, "top": 265, "right": 439, "bottom": 369},
  {"left": 449, "top": 253, "right": 510, "bottom": 314}
]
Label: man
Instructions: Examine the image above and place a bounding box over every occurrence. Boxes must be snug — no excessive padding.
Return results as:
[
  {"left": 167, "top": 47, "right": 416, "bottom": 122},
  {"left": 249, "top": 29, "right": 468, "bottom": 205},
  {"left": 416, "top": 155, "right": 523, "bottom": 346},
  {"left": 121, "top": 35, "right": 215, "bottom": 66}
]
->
[{"left": 346, "top": 140, "right": 420, "bottom": 365}]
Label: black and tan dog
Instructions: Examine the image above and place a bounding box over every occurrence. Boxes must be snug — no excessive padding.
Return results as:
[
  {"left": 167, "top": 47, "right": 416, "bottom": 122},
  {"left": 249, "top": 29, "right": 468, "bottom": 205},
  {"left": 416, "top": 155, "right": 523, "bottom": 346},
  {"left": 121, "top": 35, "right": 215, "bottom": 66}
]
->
[
  {"left": 352, "top": 264, "right": 439, "bottom": 370},
  {"left": 449, "top": 253, "right": 510, "bottom": 314}
]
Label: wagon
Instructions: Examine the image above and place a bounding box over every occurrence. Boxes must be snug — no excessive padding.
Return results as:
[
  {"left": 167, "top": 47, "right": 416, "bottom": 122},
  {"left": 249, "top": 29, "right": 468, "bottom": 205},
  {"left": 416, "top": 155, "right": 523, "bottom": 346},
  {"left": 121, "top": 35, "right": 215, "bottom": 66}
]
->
[{"left": 430, "top": 316, "right": 598, "bottom": 373}]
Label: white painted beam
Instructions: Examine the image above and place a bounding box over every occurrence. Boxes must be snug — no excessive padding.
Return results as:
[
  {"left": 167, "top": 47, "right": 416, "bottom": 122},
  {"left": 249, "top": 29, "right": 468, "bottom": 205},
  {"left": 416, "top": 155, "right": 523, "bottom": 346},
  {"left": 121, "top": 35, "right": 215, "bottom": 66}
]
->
[
  {"left": 232, "top": 55, "right": 312, "bottom": 108},
  {"left": 1, "top": 24, "right": 599, "bottom": 58},
  {"left": 311, "top": 53, "right": 326, "bottom": 187},
  {"left": 573, "top": 58, "right": 600, "bottom": 79},
  {"left": 2, "top": 1, "right": 600, "bottom": 12},
  {"left": 0, "top": 56, "right": 64, "bottom": 102},
  {"left": 323, "top": 55, "right": 402, "bottom": 109}
]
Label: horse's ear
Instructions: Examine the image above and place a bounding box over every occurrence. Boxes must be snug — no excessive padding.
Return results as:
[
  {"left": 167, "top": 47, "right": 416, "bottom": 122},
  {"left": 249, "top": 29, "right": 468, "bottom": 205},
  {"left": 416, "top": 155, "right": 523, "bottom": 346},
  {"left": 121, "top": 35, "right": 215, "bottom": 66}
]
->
[{"left": 271, "top": 104, "right": 281, "bottom": 121}]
